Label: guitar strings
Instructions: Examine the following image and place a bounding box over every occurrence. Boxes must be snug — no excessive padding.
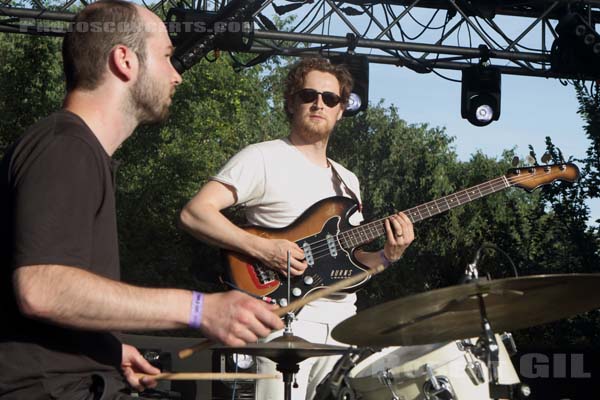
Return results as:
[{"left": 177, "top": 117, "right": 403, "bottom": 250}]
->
[
  {"left": 304, "top": 175, "right": 510, "bottom": 262},
  {"left": 297, "top": 167, "right": 571, "bottom": 263}
]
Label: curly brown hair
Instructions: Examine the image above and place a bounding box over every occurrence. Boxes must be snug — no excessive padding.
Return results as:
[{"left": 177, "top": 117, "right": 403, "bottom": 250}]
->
[
  {"left": 62, "top": 0, "right": 148, "bottom": 92},
  {"left": 283, "top": 57, "right": 353, "bottom": 121}
]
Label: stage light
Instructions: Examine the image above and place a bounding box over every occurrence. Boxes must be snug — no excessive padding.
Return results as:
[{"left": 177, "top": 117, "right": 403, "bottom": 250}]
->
[
  {"left": 329, "top": 54, "right": 369, "bottom": 117},
  {"left": 346, "top": 92, "right": 362, "bottom": 114},
  {"left": 461, "top": 65, "right": 501, "bottom": 127},
  {"left": 166, "top": 8, "right": 252, "bottom": 49},
  {"left": 551, "top": 11, "right": 600, "bottom": 78},
  {"left": 167, "top": 2, "right": 254, "bottom": 74}
]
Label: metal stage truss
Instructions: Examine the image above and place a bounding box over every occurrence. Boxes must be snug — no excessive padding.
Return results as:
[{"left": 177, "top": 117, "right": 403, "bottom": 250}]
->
[{"left": 1, "top": 0, "right": 600, "bottom": 80}]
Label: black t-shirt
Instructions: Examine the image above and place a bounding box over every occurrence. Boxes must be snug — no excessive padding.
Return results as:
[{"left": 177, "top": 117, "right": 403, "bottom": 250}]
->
[{"left": 0, "top": 110, "right": 123, "bottom": 395}]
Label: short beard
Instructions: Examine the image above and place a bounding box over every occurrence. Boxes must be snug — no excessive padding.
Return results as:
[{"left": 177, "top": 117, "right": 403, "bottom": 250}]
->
[
  {"left": 293, "top": 117, "right": 333, "bottom": 142},
  {"left": 129, "top": 67, "right": 170, "bottom": 125}
]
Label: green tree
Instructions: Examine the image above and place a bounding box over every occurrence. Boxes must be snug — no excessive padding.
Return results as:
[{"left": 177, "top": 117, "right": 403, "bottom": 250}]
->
[{"left": 0, "top": 33, "right": 64, "bottom": 152}]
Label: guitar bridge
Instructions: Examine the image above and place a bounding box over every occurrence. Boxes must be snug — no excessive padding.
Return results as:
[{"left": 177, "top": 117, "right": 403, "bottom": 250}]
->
[{"left": 255, "top": 265, "right": 276, "bottom": 284}]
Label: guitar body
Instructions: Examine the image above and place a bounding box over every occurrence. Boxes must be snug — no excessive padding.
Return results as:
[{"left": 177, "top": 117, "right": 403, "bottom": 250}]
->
[{"left": 223, "top": 196, "right": 369, "bottom": 307}]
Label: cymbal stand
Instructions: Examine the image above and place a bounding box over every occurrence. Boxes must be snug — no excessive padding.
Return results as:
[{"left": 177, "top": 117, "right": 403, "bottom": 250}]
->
[
  {"left": 279, "top": 250, "right": 297, "bottom": 400},
  {"left": 474, "top": 294, "right": 530, "bottom": 400},
  {"left": 476, "top": 294, "right": 500, "bottom": 384},
  {"left": 284, "top": 250, "right": 295, "bottom": 337},
  {"left": 462, "top": 253, "right": 529, "bottom": 400}
]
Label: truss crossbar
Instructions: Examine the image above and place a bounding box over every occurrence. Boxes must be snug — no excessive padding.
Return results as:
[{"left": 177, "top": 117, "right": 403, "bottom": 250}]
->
[{"left": 1, "top": 0, "right": 599, "bottom": 79}]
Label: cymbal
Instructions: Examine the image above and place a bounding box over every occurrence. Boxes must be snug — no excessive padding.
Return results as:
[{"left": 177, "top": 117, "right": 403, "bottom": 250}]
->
[
  {"left": 135, "top": 372, "right": 279, "bottom": 380},
  {"left": 215, "top": 334, "right": 349, "bottom": 365},
  {"left": 332, "top": 274, "right": 600, "bottom": 347}
]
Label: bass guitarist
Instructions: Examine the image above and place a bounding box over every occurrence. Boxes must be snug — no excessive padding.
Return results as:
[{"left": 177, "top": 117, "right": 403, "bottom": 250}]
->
[{"left": 179, "top": 57, "right": 415, "bottom": 400}]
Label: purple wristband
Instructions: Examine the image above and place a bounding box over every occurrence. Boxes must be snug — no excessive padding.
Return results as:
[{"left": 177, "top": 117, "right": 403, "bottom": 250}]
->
[
  {"left": 379, "top": 250, "right": 392, "bottom": 267},
  {"left": 189, "top": 291, "right": 204, "bottom": 329}
]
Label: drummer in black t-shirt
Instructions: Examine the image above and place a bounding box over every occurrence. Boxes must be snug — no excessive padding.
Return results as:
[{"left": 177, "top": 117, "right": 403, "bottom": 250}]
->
[{"left": 0, "top": 1, "right": 283, "bottom": 399}]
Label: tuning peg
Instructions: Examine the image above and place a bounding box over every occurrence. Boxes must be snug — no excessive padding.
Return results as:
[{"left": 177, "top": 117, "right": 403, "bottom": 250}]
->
[
  {"left": 527, "top": 150, "right": 538, "bottom": 166},
  {"left": 511, "top": 156, "right": 520, "bottom": 167},
  {"left": 541, "top": 152, "right": 552, "bottom": 164}
]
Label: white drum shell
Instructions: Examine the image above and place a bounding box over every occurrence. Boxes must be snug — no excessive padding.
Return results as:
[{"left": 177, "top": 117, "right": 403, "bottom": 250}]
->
[{"left": 348, "top": 335, "right": 520, "bottom": 400}]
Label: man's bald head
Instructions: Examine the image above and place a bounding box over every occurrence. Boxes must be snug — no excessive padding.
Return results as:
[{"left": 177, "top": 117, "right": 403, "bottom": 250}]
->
[{"left": 62, "top": 0, "right": 149, "bottom": 92}]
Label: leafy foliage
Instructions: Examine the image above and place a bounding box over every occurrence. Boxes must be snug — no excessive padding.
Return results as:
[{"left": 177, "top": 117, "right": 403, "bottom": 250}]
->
[
  {"left": 0, "top": 33, "right": 64, "bottom": 152},
  {"left": 1, "top": 32, "right": 599, "bottom": 347}
]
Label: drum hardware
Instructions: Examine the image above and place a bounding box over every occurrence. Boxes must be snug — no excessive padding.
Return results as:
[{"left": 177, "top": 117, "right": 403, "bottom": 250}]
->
[
  {"left": 314, "top": 347, "right": 382, "bottom": 400},
  {"left": 500, "top": 332, "right": 517, "bottom": 356},
  {"left": 464, "top": 359, "right": 485, "bottom": 386},
  {"left": 475, "top": 289, "right": 531, "bottom": 400},
  {"left": 489, "top": 382, "right": 532, "bottom": 400},
  {"left": 422, "top": 366, "right": 455, "bottom": 400},
  {"left": 336, "top": 386, "right": 356, "bottom": 400},
  {"left": 463, "top": 348, "right": 485, "bottom": 386},
  {"left": 377, "top": 369, "right": 400, "bottom": 400},
  {"left": 314, "top": 347, "right": 377, "bottom": 400}
]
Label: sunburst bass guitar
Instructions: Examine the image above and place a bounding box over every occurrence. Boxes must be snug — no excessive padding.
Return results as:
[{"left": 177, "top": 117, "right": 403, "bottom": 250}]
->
[{"left": 222, "top": 163, "right": 579, "bottom": 309}]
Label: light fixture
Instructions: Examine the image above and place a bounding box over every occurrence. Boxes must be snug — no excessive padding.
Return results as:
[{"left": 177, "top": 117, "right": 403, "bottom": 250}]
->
[
  {"left": 461, "top": 65, "right": 501, "bottom": 127},
  {"left": 329, "top": 54, "right": 369, "bottom": 117},
  {"left": 167, "top": 1, "right": 256, "bottom": 74},
  {"left": 551, "top": 11, "right": 600, "bottom": 78}
]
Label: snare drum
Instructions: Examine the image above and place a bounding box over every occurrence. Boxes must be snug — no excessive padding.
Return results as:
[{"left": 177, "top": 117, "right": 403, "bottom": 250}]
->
[{"left": 347, "top": 335, "right": 519, "bottom": 400}]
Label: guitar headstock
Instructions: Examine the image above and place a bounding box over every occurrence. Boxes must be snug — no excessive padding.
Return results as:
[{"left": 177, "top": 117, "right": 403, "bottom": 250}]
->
[{"left": 506, "top": 163, "right": 580, "bottom": 192}]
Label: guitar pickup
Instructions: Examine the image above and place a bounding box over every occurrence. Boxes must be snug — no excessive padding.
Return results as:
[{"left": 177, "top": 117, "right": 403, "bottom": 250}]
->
[
  {"left": 326, "top": 234, "right": 338, "bottom": 258},
  {"left": 303, "top": 242, "right": 314, "bottom": 266}
]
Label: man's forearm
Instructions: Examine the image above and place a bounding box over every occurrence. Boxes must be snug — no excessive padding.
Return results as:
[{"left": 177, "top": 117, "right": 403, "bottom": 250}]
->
[
  {"left": 179, "top": 204, "right": 261, "bottom": 258},
  {"left": 355, "top": 249, "right": 400, "bottom": 270},
  {"left": 14, "top": 264, "right": 190, "bottom": 331}
]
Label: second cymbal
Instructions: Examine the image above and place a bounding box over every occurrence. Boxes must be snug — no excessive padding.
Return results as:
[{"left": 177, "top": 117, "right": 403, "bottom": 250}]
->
[
  {"left": 214, "top": 334, "right": 349, "bottom": 365},
  {"left": 332, "top": 274, "right": 600, "bottom": 346}
]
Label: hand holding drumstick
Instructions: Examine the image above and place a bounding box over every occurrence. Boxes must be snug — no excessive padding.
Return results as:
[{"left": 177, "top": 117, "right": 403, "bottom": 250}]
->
[{"left": 178, "top": 264, "right": 386, "bottom": 359}]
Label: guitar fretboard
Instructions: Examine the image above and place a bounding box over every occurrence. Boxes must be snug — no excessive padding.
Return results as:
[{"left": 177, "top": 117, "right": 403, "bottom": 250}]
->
[{"left": 338, "top": 175, "right": 511, "bottom": 249}]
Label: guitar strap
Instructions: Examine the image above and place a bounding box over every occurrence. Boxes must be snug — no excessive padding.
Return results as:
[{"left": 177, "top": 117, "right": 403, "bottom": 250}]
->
[{"left": 328, "top": 158, "right": 363, "bottom": 213}]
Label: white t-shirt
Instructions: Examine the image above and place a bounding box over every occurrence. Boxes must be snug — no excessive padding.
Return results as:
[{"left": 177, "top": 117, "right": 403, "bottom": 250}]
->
[{"left": 213, "top": 137, "right": 364, "bottom": 228}]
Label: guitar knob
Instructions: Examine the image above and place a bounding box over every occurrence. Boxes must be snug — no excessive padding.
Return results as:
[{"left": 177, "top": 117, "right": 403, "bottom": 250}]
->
[
  {"left": 303, "top": 276, "right": 314, "bottom": 285},
  {"left": 292, "top": 288, "right": 302, "bottom": 297},
  {"left": 278, "top": 298, "right": 288, "bottom": 307}
]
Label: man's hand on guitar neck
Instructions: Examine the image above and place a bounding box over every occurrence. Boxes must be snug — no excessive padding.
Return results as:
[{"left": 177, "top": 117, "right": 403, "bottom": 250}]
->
[
  {"left": 252, "top": 236, "right": 308, "bottom": 276},
  {"left": 355, "top": 211, "right": 414, "bottom": 269},
  {"left": 382, "top": 212, "right": 414, "bottom": 262}
]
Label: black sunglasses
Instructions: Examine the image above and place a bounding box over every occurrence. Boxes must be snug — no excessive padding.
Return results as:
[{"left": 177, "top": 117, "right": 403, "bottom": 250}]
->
[{"left": 294, "top": 88, "right": 342, "bottom": 108}]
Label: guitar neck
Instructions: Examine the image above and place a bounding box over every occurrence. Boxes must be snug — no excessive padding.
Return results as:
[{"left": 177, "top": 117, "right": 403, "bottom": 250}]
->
[{"left": 340, "top": 175, "right": 511, "bottom": 248}]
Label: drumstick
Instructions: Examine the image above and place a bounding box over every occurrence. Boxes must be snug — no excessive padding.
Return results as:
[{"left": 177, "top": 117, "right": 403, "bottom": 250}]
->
[
  {"left": 135, "top": 372, "right": 279, "bottom": 380},
  {"left": 178, "top": 264, "right": 386, "bottom": 359}
]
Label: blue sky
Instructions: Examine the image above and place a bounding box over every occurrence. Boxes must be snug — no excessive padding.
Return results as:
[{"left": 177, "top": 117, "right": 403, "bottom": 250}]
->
[{"left": 367, "top": 61, "right": 600, "bottom": 224}]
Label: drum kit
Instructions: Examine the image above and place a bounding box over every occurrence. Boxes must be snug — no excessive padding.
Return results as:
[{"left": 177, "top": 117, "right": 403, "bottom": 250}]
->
[{"left": 175, "top": 261, "right": 600, "bottom": 400}]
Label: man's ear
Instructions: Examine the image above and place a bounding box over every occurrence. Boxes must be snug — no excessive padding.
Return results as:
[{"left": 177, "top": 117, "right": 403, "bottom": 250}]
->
[
  {"left": 336, "top": 106, "right": 344, "bottom": 121},
  {"left": 110, "top": 45, "right": 138, "bottom": 82}
]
